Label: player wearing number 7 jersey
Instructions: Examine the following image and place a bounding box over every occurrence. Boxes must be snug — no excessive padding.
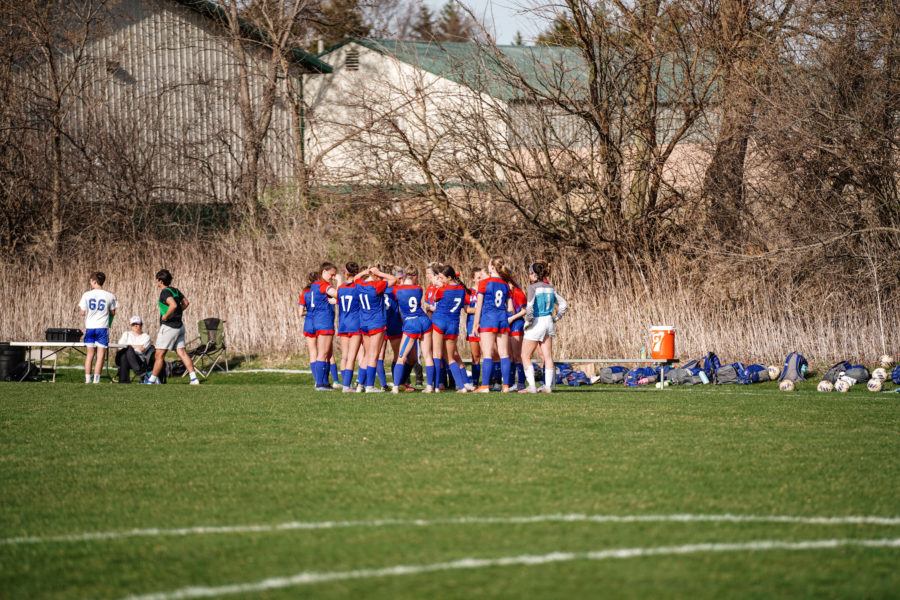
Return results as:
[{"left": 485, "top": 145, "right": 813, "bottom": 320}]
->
[
  {"left": 430, "top": 265, "right": 468, "bottom": 392},
  {"left": 78, "top": 271, "right": 117, "bottom": 384}
]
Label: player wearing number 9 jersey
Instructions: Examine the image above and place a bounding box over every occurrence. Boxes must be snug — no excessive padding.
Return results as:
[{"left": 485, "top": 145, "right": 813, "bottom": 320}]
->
[{"left": 391, "top": 266, "right": 436, "bottom": 393}]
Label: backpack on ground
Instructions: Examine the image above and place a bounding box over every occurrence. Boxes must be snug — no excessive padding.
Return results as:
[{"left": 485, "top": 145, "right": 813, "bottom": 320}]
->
[
  {"left": 822, "top": 361, "right": 852, "bottom": 383},
  {"left": 699, "top": 352, "right": 721, "bottom": 380},
  {"left": 715, "top": 363, "right": 744, "bottom": 385},
  {"left": 565, "top": 370, "right": 592, "bottom": 386},
  {"left": 778, "top": 352, "right": 808, "bottom": 382},
  {"left": 555, "top": 363, "right": 574, "bottom": 385},
  {"left": 679, "top": 359, "right": 702, "bottom": 376},
  {"left": 597, "top": 366, "right": 628, "bottom": 384},
  {"left": 844, "top": 365, "right": 870, "bottom": 383},
  {"left": 740, "top": 364, "right": 769, "bottom": 384},
  {"left": 8, "top": 361, "right": 40, "bottom": 382},
  {"left": 667, "top": 368, "right": 701, "bottom": 385},
  {"left": 892, "top": 365, "right": 900, "bottom": 385},
  {"left": 625, "top": 366, "right": 658, "bottom": 387}
]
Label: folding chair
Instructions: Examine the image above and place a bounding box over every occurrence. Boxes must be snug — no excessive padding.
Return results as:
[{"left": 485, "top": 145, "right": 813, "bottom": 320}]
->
[{"left": 185, "top": 318, "right": 228, "bottom": 378}]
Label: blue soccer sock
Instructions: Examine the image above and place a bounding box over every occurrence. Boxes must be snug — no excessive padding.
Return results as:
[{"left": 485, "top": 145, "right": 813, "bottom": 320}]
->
[
  {"left": 392, "top": 362, "right": 405, "bottom": 388},
  {"left": 516, "top": 362, "right": 526, "bottom": 386},
  {"left": 500, "top": 357, "right": 512, "bottom": 386},
  {"left": 376, "top": 360, "right": 387, "bottom": 388},
  {"left": 425, "top": 364, "right": 435, "bottom": 388},
  {"left": 448, "top": 362, "right": 467, "bottom": 390},
  {"left": 481, "top": 359, "right": 494, "bottom": 387},
  {"left": 434, "top": 359, "right": 443, "bottom": 390},
  {"left": 341, "top": 369, "right": 353, "bottom": 388},
  {"left": 311, "top": 361, "right": 322, "bottom": 386},
  {"left": 472, "top": 363, "right": 480, "bottom": 386},
  {"left": 330, "top": 362, "right": 339, "bottom": 384},
  {"left": 365, "top": 366, "right": 376, "bottom": 388}
]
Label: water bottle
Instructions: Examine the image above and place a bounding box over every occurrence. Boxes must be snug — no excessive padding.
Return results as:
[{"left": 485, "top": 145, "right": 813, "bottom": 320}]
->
[
  {"left": 640, "top": 344, "right": 647, "bottom": 360},
  {"left": 698, "top": 371, "right": 710, "bottom": 384}
]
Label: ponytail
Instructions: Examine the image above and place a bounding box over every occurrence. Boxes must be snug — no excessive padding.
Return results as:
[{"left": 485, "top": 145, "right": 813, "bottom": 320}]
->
[
  {"left": 345, "top": 261, "right": 359, "bottom": 277},
  {"left": 490, "top": 255, "right": 515, "bottom": 285},
  {"left": 529, "top": 260, "right": 551, "bottom": 281}
]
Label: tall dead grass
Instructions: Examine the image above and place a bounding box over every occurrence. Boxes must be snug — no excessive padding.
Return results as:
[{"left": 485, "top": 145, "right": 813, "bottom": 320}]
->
[{"left": 2, "top": 221, "right": 897, "bottom": 368}]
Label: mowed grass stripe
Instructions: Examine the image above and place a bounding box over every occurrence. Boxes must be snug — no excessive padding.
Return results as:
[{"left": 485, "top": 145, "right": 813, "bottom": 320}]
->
[
  {"left": 5, "top": 513, "right": 900, "bottom": 546},
  {"left": 122, "top": 538, "right": 900, "bottom": 600}
]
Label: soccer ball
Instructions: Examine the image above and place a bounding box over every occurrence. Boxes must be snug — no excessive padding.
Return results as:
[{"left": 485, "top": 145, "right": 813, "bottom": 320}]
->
[
  {"left": 768, "top": 365, "right": 780, "bottom": 380},
  {"left": 817, "top": 380, "right": 834, "bottom": 392},
  {"left": 867, "top": 379, "right": 883, "bottom": 393},
  {"left": 779, "top": 380, "right": 795, "bottom": 392},
  {"left": 835, "top": 379, "right": 851, "bottom": 392},
  {"left": 880, "top": 354, "right": 893, "bottom": 368},
  {"left": 872, "top": 368, "right": 888, "bottom": 381}
]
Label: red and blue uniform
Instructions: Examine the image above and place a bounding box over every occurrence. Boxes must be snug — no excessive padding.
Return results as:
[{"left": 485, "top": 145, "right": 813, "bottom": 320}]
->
[
  {"left": 393, "top": 285, "right": 432, "bottom": 338},
  {"left": 337, "top": 283, "right": 361, "bottom": 337},
  {"left": 431, "top": 283, "right": 466, "bottom": 339},
  {"left": 465, "top": 288, "right": 479, "bottom": 341},
  {"left": 355, "top": 279, "right": 388, "bottom": 335},
  {"left": 477, "top": 277, "right": 510, "bottom": 333},
  {"left": 309, "top": 280, "right": 335, "bottom": 335},
  {"left": 508, "top": 284, "right": 527, "bottom": 337},
  {"left": 299, "top": 288, "right": 316, "bottom": 338},
  {"left": 385, "top": 285, "right": 403, "bottom": 340}
]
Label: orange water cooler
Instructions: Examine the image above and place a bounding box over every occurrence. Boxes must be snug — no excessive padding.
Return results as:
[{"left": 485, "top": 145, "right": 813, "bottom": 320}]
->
[{"left": 650, "top": 326, "right": 675, "bottom": 361}]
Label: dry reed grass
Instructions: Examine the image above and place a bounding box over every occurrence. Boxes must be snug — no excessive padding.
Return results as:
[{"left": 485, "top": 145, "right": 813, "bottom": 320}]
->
[{"left": 1, "top": 223, "right": 897, "bottom": 367}]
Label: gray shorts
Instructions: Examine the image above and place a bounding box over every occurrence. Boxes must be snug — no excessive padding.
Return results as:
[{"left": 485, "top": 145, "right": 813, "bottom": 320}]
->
[{"left": 156, "top": 324, "right": 186, "bottom": 350}]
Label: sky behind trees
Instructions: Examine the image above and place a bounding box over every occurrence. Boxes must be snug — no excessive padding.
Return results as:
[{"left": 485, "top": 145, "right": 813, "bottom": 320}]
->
[{"left": 425, "top": 0, "right": 538, "bottom": 44}]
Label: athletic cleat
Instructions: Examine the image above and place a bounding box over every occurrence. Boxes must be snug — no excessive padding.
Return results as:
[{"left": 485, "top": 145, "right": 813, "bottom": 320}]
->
[
  {"left": 423, "top": 385, "right": 434, "bottom": 394},
  {"left": 315, "top": 386, "right": 332, "bottom": 391},
  {"left": 189, "top": 379, "right": 200, "bottom": 385},
  {"left": 457, "top": 387, "right": 468, "bottom": 393},
  {"left": 490, "top": 384, "right": 502, "bottom": 392},
  {"left": 356, "top": 384, "right": 365, "bottom": 393},
  {"left": 501, "top": 385, "right": 513, "bottom": 393},
  {"left": 391, "top": 386, "right": 400, "bottom": 394},
  {"left": 518, "top": 387, "right": 537, "bottom": 393},
  {"left": 475, "top": 385, "right": 491, "bottom": 393},
  {"left": 342, "top": 387, "right": 357, "bottom": 393},
  {"left": 400, "top": 384, "right": 416, "bottom": 392},
  {"left": 332, "top": 382, "right": 343, "bottom": 390},
  {"left": 539, "top": 386, "right": 553, "bottom": 393},
  {"left": 141, "top": 380, "right": 161, "bottom": 385},
  {"left": 464, "top": 383, "right": 475, "bottom": 392},
  {"left": 365, "top": 386, "right": 384, "bottom": 393}
]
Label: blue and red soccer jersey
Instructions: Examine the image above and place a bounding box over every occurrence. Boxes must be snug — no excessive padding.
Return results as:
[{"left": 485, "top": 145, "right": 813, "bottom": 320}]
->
[
  {"left": 425, "top": 285, "right": 437, "bottom": 311},
  {"left": 336, "top": 283, "right": 361, "bottom": 337},
  {"left": 384, "top": 285, "right": 403, "bottom": 340},
  {"left": 465, "top": 287, "right": 479, "bottom": 341},
  {"left": 309, "top": 280, "right": 336, "bottom": 334},
  {"left": 299, "top": 287, "right": 316, "bottom": 337},
  {"left": 355, "top": 279, "right": 388, "bottom": 335},
  {"left": 508, "top": 284, "right": 527, "bottom": 336},
  {"left": 431, "top": 283, "right": 466, "bottom": 338},
  {"left": 393, "top": 285, "right": 432, "bottom": 338},
  {"left": 477, "top": 277, "right": 511, "bottom": 333}
]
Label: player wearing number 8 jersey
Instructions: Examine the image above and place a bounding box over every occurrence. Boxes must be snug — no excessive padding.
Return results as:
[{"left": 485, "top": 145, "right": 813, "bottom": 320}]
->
[{"left": 473, "top": 256, "right": 515, "bottom": 392}]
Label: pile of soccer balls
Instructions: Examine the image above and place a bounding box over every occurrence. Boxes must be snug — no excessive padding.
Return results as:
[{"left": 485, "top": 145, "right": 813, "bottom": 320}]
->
[{"left": 813, "top": 354, "right": 893, "bottom": 393}]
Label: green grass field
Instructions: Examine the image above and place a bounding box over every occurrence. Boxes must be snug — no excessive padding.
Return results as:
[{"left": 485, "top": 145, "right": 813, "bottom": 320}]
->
[{"left": 1, "top": 374, "right": 899, "bottom": 599}]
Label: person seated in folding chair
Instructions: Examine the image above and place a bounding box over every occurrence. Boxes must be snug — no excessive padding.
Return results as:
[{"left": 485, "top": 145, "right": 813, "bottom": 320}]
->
[
  {"left": 115, "top": 316, "right": 154, "bottom": 383},
  {"left": 185, "top": 317, "right": 228, "bottom": 378}
]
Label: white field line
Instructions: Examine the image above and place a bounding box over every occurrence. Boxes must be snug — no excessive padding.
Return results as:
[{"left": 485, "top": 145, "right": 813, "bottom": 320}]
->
[
  {"left": 123, "top": 537, "right": 900, "bottom": 600},
  {"left": 5, "top": 513, "right": 900, "bottom": 546}
]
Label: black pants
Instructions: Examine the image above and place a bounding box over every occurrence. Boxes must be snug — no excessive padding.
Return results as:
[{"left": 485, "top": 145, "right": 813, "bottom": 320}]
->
[{"left": 115, "top": 347, "right": 147, "bottom": 383}]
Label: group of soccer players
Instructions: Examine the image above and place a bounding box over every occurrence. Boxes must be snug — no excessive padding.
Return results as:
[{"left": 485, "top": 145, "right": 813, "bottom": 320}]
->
[{"left": 298, "top": 256, "right": 568, "bottom": 394}]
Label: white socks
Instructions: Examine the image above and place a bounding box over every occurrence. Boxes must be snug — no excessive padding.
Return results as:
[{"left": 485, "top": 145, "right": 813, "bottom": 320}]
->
[
  {"left": 524, "top": 364, "right": 536, "bottom": 389},
  {"left": 544, "top": 366, "right": 554, "bottom": 390}
]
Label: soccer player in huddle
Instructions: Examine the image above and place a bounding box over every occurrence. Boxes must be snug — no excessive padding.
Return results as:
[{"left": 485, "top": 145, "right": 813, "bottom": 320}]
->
[{"left": 473, "top": 256, "right": 515, "bottom": 392}]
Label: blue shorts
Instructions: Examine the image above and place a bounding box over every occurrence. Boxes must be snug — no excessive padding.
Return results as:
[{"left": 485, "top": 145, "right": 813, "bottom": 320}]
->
[
  {"left": 303, "top": 316, "right": 316, "bottom": 338},
  {"left": 386, "top": 312, "right": 403, "bottom": 339},
  {"left": 338, "top": 313, "right": 361, "bottom": 337},
  {"left": 402, "top": 316, "right": 432, "bottom": 339},
  {"left": 431, "top": 317, "right": 460, "bottom": 339},
  {"left": 312, "top": 312, "right": 335, "bottom": 335},
  {"left": 479, "top": 311, "right": 510, "bottom": 334},
  {"left": 84, "top": 328, "right": 109, "bottom": 348},
  {"left": 509, "top": 316, "right": 525, "bottom": 336}
]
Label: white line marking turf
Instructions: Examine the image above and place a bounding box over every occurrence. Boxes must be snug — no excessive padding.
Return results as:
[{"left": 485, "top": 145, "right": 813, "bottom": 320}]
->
[
  {"left": 5, "top": 513, "right": 900, "bottom": 546},
  {"left": 122, "top": 537, "right": 900, "bottom": 600}
]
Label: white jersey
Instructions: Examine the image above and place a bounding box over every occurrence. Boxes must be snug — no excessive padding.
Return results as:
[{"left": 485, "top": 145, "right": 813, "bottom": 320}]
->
[
  {"left": 78, "top": 289, "right": 117, "bottom": 330},
  {"left": 118, "top": 330, "right": 151, "bottom": 350}
]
